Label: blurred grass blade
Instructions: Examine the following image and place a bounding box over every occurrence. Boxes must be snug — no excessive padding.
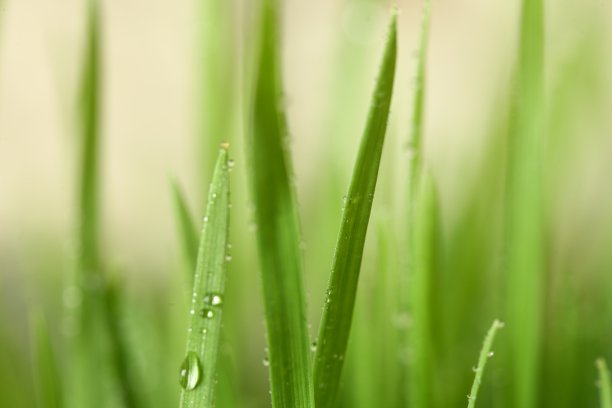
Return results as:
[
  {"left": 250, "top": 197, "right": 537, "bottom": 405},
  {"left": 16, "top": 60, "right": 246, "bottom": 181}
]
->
[
  {"left": 402, "top": 2, "right": 432, "bottom": 405},
  {"left": 102, "top": 279, "right": 144, "bottom": 408},
  {"left": 504, "top": 0, "right": 545, "bottom": 407},
  {"left": 179, "top": 146, "right": 231, "bottom": 408},
  {"left": 171, "top": 179, "right": 200, "bottom": 278},
  {"left": 597, "top": 359, "right": 612, "bottom": 408},
  {"left": 78, "top": 0, "right": 101, "bottom": 277},
  {"left": 31, "top": 311, "right": 63, "bottom": 408},
  {"left": 408, "top": 0, "right": 432, "bottom": 177},
  {"left": 409, "top": 170, "right": 439, "bottom": 408},
  {"left": 70, "top": 4, "right": 144, "bottom": 407},
  {"left": 68, "top": 3, "right": 106, "bottom": 407},
  {"left": 467, "top": 319, "right": 504, "bottom": 408},
  {"left": 313, "top": 14, "right": 397, "bottom": 408},
  {"left": 247, "top": 1, "right": 314, "bottom": 406}
]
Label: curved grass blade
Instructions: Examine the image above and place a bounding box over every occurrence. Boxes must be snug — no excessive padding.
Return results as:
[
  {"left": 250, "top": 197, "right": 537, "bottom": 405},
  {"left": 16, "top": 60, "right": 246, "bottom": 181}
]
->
[
  {"left": 313, "top": 14, "right": 397, "bottom": 408},
  {"left": 247, "top": 1, "right": 314, "bottom": 406},
  {"left": 596, "top": 359, "right": 612, "bottom": 408},
  {"left": 467, "top": 319, "right": 504, "bottom": 408},
  {"left": 504, "top": 0, "right": 545, "bottom": 407},
  {"left": 31, "top": 311, "right": 63, "bottom": 408},
  {"left": 179, "top": 146, "right": 230, "bottom": 408},
  {"left": 171, "top": 179, "right": 200, "bottom": 279}
]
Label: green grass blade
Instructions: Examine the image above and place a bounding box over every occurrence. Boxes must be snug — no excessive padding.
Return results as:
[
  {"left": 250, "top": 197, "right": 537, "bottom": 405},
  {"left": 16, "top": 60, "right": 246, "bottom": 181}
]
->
[
  {"left": 68, "top": 4, "right": 106, "bottom": 407},
  {"left": 408, "top": 0, "right": 432, "bottom": 176},
  {"left": 31, "top": 311, "right": 63, "bottom": 408},
  {"left": 410, "top": 169, "right": 439, "bottom": 408},
  {"left": 171, "top": 180, "right": 200, "bottom": 278},
  {"left": 78, "top": 1, "right": 101, "bottom": 278},
  {"left": 247, "top": 1, "right": 314, "bottom": 406},
  {"left": 179, "top": 146, "right": 230, "bottom": 408},
  {"left": 597, "top": 359, "right": 612, "bottom": 408},
  {"left": 402, "top": 2, "right": 433, "bottom": 405},
  {"left": 102, "top": 279, "right": 145, "bottom": 408},
  {"left": 505, "top": 0, "right": 545, "bottom": 407},
  {"left": 313, "top": 14, "right": 397, "bottom": 408},
  {"left": 467, "top": 319, "right": 504, "bottom": 408}
]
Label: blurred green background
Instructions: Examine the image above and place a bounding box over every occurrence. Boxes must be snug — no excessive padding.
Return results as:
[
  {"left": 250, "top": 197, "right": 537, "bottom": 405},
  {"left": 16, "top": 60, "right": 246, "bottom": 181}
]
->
[{"left": 1, "top": 0, "right": 611, "bottom": 407}]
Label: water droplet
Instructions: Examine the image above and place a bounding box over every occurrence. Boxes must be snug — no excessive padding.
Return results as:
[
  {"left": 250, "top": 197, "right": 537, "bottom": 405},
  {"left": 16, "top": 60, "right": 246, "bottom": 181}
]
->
[
  {"left": 263, "top": 357, "right": 270, "bottom": 367},
  {"left": 203, "top": 216, "right": 209, "bottom": 223},
  {"left": 203, "top": 293, "right": 223, "bottom": 306},
  {"left": 472, "top": 366, "right": 478, "bottom": 372},
  {"left": 488, "top": 351, "right": 494, "bottom": 357},
  {"left": 179, "top": 352, "right": 201, "bottom": 390},
  {"left": 227, "top": 243, "right": 233, "bottom": 250},
  {"left": 310, "top": 342, "right": 317, "bottom": 352},
  {"left": 228, "top": 159, "right": 235, "bottom": 169},
  {"left": 225, "top": 254, "right": 232, "bottom": 262},
  {"left": 200, "top": 308, "right": 215, "bottom": 318}
]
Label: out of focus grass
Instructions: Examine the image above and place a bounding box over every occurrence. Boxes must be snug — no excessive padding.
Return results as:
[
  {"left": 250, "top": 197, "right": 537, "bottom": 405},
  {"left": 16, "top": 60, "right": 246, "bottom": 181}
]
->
[{"left": 0, "top": 0, "right": 611, "bottom": 407}]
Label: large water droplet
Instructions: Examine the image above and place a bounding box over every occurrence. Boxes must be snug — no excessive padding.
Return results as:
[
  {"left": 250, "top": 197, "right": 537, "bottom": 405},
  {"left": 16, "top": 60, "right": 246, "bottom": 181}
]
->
[
  {"left": 179, "top": 352, "right": 201, "bottom": 390},
  {"left": 200, "top": 308, "right": 215, "bottom": 319}
]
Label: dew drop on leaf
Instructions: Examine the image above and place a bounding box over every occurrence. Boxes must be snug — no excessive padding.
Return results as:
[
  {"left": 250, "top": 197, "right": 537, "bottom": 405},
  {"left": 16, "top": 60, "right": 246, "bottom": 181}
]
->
[
  {"left": 179, "top": 352, "right": 201, "bottom": 390},
  {"left": 203, "top": 293, "right": 223, "bottom": 306}
]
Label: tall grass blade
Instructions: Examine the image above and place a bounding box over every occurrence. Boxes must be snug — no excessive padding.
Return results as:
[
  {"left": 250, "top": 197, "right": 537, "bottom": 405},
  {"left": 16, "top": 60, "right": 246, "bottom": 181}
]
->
[
  {"left": 70, "top": 5, "right": 143, "bottom": 407},
  {"left": 597, "top": 359, "right": 612, "bottom": 408},
  {"left": 179, "top": 146, "right": 231, "bottom": 408},
  {"left": 410, "top": 170, "right": 439, "bottom": 408},
  {"left": 313, "top": 14, "right": 397, "bottom": 408},
  {"left": 68, "top": 4, "right": 106, "bottom": 407},
  {"left": 504, "top": 0, "right": 545, "bottom": 407},
  {"left": 31, "top": 311, "right": 63, "bottom": 408},
  {"left": 247, "top": 1, "right": 314, "bottom": 406},
  {"left": 171, "top": 180, "right": 200, "bottom": 278},
  {"left": 467, "top": 319, "right": 504, "bottom": 408},
  {"left": 402, "top": 2, "right": 433, "bottom": 406}
]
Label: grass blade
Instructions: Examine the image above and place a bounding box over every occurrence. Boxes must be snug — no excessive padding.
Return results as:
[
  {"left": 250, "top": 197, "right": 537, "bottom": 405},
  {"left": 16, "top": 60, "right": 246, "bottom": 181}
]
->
[
  {"left": 179, "top": 146, "right": 231, "bottom": 407},
  {"left": 313, "top": 14, "right": 397, "bottom": 408},
  {"left": 408, "top": 0, "right": 432, "bottom": 177},
  {"left": 102, "top": 279, "right": 144, "bottom": 408},
  {"left": 171, "top": 180, "right": 200, "bottom": 278},
  {"left": 597, "top": 359, "right": 612, "bottom": 408},
  {"left": 68, "top": 4, "right": 106, "bottom": 407},
  {"left": 70, "top": 5, "right": 144, "bottom": 407},
  {"left": 504, "top": 0, "right": 545, "bottom": 407},
  {"left": 247, "top": 1, "right": 314, "bottom": 406},
  {"left": 467, "top": 319, "right": 504, "bottom": 408},
  {"left": 402, "top": 2, "right": 433, "bottom": 406},
  {"left": 409, "top": 169, "right": 439, "bottom": 408},
  {"left": 31, "top": 311, "right": 63, "bottom": 408}
]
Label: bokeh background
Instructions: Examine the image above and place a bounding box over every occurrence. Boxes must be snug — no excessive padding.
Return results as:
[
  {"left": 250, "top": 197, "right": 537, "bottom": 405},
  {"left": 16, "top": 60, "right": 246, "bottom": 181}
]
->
[{"left": 1, "top": 0, "right": 612, "bottom": 407}]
